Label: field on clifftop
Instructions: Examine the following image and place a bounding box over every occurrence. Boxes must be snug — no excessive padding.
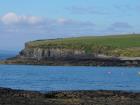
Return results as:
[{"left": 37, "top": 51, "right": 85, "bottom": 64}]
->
[{"left": 27, "top": 34, "right": 140, "bottom": 57}]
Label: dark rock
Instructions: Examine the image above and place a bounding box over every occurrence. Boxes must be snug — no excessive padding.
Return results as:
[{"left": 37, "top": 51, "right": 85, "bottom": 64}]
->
[{"left": 0, "top": 87, "right": 140, "bottom": 105}]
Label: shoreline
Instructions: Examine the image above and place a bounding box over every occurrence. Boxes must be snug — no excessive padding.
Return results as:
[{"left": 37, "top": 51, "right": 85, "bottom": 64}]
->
[
  {"left": 0, "top": 87, "right": 140, "bottom": 105},
  {"left": 0, "top": 57, "right": 140, "bottom": 66}
]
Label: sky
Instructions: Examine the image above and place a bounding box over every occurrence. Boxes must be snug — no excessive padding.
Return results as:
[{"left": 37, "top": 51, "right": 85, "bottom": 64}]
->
[{"left": 0, "top": 0, "right": 139, "bottom": 51}]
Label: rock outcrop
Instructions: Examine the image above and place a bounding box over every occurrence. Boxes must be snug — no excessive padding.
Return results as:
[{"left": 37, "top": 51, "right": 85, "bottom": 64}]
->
[{"left": 19, "top": 42, "right": 92, "bottom": 60}]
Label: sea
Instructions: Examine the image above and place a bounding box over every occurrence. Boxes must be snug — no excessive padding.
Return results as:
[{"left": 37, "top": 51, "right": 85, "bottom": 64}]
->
[
  {"left": 0, "top": 53, "right": 140, "bottom": 92},
  {"left": 0, "top": 51, "right": 16, "bottom": 60}
]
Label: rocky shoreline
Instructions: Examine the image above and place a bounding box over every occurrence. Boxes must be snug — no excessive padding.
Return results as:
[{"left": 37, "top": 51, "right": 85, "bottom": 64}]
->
[
  {"left": 0, "top": 87, "right": 139, "bottom": 105},
  {"left": 0, "top": 56, "right": 140, "bottom": 66}
]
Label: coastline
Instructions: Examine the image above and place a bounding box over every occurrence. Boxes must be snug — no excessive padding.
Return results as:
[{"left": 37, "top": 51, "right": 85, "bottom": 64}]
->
[
  {"left": 0, "top": 87, "right": 140, "bottom": 105},
  {"left": 1, "top": 35, "right": 140, "bottom": 66},
  {"left": 0, "top": 57, "right": 140, "bottom": 66}
]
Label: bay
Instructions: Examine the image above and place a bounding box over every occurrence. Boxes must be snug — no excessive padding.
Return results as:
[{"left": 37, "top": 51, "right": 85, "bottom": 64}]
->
[{"left": 0, "top": 65, "right": 139, "bottom": 92}]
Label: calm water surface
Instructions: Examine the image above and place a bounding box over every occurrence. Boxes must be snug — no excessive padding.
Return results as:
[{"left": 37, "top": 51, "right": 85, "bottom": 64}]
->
[
  {"left": 0, "top": 65, "right": 140, "bottom": 92},
  {"left": 0, "top": 53, "right": 16, "bottom": 60}
]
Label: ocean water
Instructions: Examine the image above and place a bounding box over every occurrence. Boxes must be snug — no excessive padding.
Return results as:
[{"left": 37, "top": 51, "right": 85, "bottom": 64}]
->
[
  {"left": 0, "top": 52, "right": 16, "bottom": 60},
  {"left": 0, "top": 65, "right": 139, "bottom": 92}
]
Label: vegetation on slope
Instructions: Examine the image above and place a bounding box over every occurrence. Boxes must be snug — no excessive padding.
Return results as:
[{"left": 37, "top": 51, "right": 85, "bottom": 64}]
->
[{"left": 26, "top": 34, "right": 140, "bottom": 57}]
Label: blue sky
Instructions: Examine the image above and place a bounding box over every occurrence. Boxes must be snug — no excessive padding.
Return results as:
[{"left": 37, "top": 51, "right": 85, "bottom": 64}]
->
[{"left": 0, "top": 0, "right": 139, "bottom": 51}]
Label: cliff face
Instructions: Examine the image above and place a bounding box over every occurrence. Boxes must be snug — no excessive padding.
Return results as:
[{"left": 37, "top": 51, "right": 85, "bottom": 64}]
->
[{"left": 19, "top": 44, "right": 87, "bottom": 60}]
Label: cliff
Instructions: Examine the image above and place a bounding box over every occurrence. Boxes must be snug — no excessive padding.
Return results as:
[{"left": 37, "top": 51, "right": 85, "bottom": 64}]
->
[
  {"left": 19, "top": 47, "right": 87, "bottom": 60},
  {"left": 19, "top": 34, "right": 140, "bottom": 60},
  {"left": 1, "top": 34, "right": 140, "bottom": 66}
]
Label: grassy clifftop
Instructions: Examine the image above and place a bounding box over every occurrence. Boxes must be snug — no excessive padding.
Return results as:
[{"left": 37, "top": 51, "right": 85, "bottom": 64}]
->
[{"left": 27, "top": 34, "right": 140, "bottom": 57}]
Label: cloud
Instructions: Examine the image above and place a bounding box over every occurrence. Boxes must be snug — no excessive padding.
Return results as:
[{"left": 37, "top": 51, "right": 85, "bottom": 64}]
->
[
  {"left": 24, "top": 16, "right": 43, "bottom": 24},
  {"left": 1, "top": 12, "right": 43, "bottom": 25},
  {"left": 67, "top": 6, "right": 107, "bottom": 15},
  {"left": 56, "top": 18, "right": 95, "bottom": 27},
  {"left": 109, "top": 22, "right": 133, "bottom": 30},
  {"left": 114, "top": 3, "right": 140, "bottom": 16},
  {"left": 0, "top": 12, "right": 95, "bottom": 40},
  {"left": 0, "top": 13, "right": 134, "bottom": 38},
  {"left": 57, "top": 18, "right": 69, "bottom": 24},
  {"left": 0, "top": 13, "right": 97, "bottom": 49},
  {"left": 1, "top": 12, "right": 19, "bottom": 24},
  {"left": 102, "top": 22, "right": 134, "bottom": 34}
]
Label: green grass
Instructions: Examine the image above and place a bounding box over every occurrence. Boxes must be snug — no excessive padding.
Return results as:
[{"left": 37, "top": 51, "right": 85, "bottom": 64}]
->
[{"left": 27, "top": 34, "right": 140, "bottom": 57}]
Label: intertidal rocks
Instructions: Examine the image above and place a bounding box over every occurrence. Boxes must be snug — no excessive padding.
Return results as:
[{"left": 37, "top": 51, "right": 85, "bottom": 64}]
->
[{"left": 0, "top": 87, "right": 140, "bottom": 105}]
